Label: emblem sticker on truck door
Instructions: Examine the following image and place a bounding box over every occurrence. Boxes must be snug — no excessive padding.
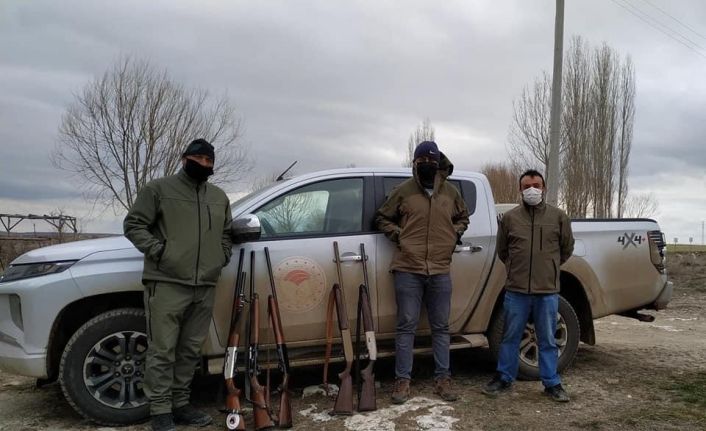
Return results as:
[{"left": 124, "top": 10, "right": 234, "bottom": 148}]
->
[{"left": 274, "top": 256, "right": 327, "bottom": 313}]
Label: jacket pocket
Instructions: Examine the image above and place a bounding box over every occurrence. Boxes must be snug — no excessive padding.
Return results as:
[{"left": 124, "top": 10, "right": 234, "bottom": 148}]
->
[
  {"left": 156, "top": 241, "right": 167, "bottom": 270},
  {"left": 553, "top": 258, "right": 559, "bottom": 290},
  {"left": 207, "top": 205, "right": 212, "bottom": 231},
  {"left": 541, "top": 224, "right": 560, "bottom": 254}
]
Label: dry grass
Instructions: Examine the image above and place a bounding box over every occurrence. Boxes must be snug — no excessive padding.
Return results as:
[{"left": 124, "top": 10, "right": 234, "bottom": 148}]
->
[
  {"left": 667, "top": 244, "right": 706, "bottom": 253},
  {"left": 667, "top": 251, "right": 706, "bottom": 292}
]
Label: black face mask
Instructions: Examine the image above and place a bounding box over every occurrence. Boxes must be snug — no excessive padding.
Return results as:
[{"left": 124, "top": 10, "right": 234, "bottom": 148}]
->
[
  {"left": 417, "top": 162, "right": 438, "bottom": 188},
  {"left": 184, "top": 159, "right": 214, "bottom": 182}
]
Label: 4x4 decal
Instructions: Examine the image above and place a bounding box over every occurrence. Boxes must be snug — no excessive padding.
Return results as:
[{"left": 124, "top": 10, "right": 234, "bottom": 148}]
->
[{"left": 617, "top": 232, "right": 643, "bottom": 249}]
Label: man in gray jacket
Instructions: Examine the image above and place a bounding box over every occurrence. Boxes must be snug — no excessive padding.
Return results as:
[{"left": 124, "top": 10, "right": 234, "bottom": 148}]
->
[
  {"left": 482, "top": 169, "right": 574, "bottom": 402},
  {"left": 124, "top": 139, "right": 232, "bottom": 431}
]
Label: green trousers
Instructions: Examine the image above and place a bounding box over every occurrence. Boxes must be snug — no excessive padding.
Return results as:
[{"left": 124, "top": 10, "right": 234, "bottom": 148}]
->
[{"left": 143, "top": 281, "right": 216, "bottom": 416}]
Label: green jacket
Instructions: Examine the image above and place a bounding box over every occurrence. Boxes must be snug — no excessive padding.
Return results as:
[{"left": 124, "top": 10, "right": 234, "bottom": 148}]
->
[
  {"left": 123, "top": 169, "right": 233, "bottom": 287},
  {"left": 497, "top": 201, "right": 574, "bottom": 294},
  {"left": 376, "top": 153, "right": 470, "bottom": 275}
]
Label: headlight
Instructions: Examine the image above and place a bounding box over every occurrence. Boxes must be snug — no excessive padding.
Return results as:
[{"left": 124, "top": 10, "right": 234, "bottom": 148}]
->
[{"left": 0, "top": 261, "right": 77, "bottom": 283}]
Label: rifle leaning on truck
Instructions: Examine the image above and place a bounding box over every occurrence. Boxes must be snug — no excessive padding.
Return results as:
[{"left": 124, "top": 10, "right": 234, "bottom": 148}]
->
[
  {"left": 264, "top": 247, "right": 293, "bottom": 428},
  {"left": 223, "top": 249, "right": 247, "bottom": 430},
  {"left": 355, "top": 243, "right": 377, "bottom": 412},
  {"left": 245, "top": 250, "right": 275, "bottom": 431},
  {"left": 328, "top": 241, "right": 356, "bottom": 415}
]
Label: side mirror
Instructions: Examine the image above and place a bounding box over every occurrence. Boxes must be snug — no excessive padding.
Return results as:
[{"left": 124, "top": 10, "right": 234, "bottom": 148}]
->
[{"left": 231, "top": 214, "right": 261, "bottom": 243}]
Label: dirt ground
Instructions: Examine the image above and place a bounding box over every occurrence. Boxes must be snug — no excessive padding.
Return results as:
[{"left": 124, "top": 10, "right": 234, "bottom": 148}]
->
[{"left": 1, "top": 253, "right": 705, "bottom": 431}]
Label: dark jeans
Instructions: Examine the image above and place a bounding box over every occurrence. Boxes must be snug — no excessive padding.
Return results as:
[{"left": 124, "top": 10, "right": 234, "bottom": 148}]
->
[
  {"left": 394, "top": 271, "right": 452, "bottom": 380},
  {"left": 497, "top": 291, "right": 561, "bottom": 388}
]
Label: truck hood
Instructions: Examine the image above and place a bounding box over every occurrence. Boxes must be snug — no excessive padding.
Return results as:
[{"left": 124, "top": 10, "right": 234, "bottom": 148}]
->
[{"left": 12, "top": 235, "right": 134, "bottom": 265}]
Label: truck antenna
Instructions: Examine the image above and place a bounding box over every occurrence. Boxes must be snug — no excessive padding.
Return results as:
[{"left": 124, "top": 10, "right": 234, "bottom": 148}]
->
[{"left": 276, "top": 160, "right": 297, "bottom": 181}]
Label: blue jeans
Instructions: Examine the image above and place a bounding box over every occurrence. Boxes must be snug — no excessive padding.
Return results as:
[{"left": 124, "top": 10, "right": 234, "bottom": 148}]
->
[
  {"left": 497, "top": 291, "right": 561, "bottom": 388},
  {"left": 394, "top": 271, "right": 452, "bottom": 380}
]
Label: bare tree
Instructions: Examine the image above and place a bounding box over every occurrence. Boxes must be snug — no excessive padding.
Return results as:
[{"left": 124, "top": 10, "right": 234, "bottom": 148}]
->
[
  {"left": 481, "top": 162, "right": 518, "bottom": 204},
  {"left": 52, "top": 56, "right": 250, "bottom": 212},
  {"left": 508, "top": 36, "right": 635, "bottom": 218},
  {"left": 508, "top": 72, "right": 554, "bottom": 175},
  {"left": 623, "top": 193, "right": 659, "bottom": 218},
  {"left": 616, "top": 57, "right": 635, "bottom": 217},
  {"left": 404, "top": 118, "right": 435, "bottom": 167},
  {"left": 561, "top": 36, "right": 592, "bottom": 218}
]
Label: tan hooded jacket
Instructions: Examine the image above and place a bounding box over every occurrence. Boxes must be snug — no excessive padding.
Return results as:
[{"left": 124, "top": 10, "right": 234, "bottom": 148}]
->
[{"left": 376, "top": 153, "right": 469, "bottom": 275}]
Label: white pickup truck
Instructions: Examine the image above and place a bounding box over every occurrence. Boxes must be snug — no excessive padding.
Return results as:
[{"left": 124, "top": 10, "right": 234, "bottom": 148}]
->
[{"left": 0, "top": 168, "right": 672, "bottom": 425}]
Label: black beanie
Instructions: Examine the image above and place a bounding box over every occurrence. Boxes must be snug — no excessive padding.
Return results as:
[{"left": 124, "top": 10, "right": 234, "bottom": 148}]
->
[
  {"left": 183, "top": 139, "right": 215, "bottom": 160},
  {"left": 413, "top": 141, "right": 440, "bottom": 162}
]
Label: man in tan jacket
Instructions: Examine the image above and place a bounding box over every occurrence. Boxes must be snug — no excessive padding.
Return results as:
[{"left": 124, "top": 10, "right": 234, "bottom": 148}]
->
[
  {"left": 376, "top": 141, "right": 469, "bottom": 404},
  {"left": 482, "top": 169, "right": 574, "bottom": 402}
]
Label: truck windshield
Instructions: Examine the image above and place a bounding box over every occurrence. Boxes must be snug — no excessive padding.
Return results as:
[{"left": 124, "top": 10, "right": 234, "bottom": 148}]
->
[{"left": 229, "top": 182, "right": 280, "bottom": 211}]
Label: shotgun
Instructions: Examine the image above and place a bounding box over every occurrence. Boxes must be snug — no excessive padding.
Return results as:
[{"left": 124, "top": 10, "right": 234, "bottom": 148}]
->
[
  {"left": 264, "top": 247, "right": 293, "bottom": 428},
  {"left": 223, "top": 249, "right": 246, "bottom": 430},
  {"left": 246, "top": 250, "right": 275, "bottom": 430},
  {"left": 331, "top": 241, "right": 355, "bottom": 415},
  {"left": 356, "top": 243, "right": 377, "bottom": 411}
]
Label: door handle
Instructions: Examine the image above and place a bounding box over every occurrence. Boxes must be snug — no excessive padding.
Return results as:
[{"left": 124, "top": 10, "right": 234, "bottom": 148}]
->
[
  {"left": 454, "top": 244, "right": 484, "bottom": 253},
  {"left": 336, "top": 254, "right": 363, "bottom": 262}
]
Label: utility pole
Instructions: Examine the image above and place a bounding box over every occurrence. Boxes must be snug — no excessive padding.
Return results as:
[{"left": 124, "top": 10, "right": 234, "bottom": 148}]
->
[
  {"left": 547, "top": 0, "right": 564, "bottom": 206},
  {"left": 702, "top": 220, "right": 704, "bottom": 245}
]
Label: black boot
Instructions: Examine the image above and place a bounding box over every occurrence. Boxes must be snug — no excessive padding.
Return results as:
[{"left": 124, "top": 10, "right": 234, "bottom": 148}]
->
[
  {"left": 151, "top": 413, "right": 176, "bottom": 431},
  {"left": 173, "top": 404, "right": 213, "bottom": 427}
]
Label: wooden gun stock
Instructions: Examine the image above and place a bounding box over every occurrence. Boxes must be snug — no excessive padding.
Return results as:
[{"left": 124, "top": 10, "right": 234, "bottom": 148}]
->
[
  {"left": 247, "top": 251, "right": 274, "bottom": 431},
  {"left": 332, "top": 284, "right": 354, "bottom": 415},
  {"left": 357, "top": 242, "right": 377, "bottom": 412},
  {"left": 264, "top": 247, "right": 293, "bottom": 428},
  {"left": 248, "top": 293, "right": 274, "bottom": 430},
  {"left": 357, "top": 284, "right": 377, "bottom": 412},
  {"left": 267, "top": 295, "right": 293, "bottom": 428},
  {"left": 331, "top": 241, "right": 355, "bottom": 416},
  {"left": 224, "top": 249, "right": 246, "bottom": 430}
]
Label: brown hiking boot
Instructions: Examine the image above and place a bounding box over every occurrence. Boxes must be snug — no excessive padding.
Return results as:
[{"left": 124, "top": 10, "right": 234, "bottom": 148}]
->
[
  {"left": 391, "top": 378, "right": 411, "bottom": 404},
  {"left": 433, "top": 376, "right": 459, "bottom": 402}
]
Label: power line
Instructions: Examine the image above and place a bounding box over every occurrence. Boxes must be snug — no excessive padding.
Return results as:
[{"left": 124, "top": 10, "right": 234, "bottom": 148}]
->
[
  {"left": 639, "top": 0, "right": 706, "bottom": 42},
  {"left": 615, "top": 0, "right": 706, "bottom": 52},
  {"left": 623, "top": 0, "right": 706, "bottom": 51},
  {"left": 610, "top": 0, "right": 706, "bottom": 60}
]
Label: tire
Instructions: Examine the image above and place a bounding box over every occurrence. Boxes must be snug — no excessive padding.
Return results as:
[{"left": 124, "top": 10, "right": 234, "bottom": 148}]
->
[
  {"left": 487, "top": 295, "right": 580, "bottom": 381},
  {"left": 59, "top": 308, "right": 149, "bottom": 425}
]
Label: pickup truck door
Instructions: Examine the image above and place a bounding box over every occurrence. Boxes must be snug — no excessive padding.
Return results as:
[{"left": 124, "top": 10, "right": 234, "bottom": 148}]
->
[
  {"left": 211, "top": 175, "right": 379, "bottom": 347},
  {"left": 374, "top": 175, "right": 493, "bottom": 335}
]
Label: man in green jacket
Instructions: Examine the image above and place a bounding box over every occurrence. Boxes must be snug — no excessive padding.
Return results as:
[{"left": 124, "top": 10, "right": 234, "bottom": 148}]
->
[
  {"left": 124, "top": 139, "right": 232, "bottom": 431},
  {"left": 376, "top": 141, "right": 469, "bottom": 404},
  {"left": 482, "top": 169, "right": 574, "bottom": 402}
]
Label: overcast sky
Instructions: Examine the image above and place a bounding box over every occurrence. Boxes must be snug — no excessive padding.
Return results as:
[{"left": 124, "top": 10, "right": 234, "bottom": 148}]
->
[{"left": 0, "top": 0, "right": 704, "bottom": 243}]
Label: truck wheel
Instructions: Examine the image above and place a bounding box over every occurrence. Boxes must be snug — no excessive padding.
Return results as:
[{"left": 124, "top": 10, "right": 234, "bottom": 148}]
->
[
  {"left": 59, "top": 308, "right": 149, "bottom": 425},
  {"left": 487, "top": 295, "right": 580, "bottom": 381}
]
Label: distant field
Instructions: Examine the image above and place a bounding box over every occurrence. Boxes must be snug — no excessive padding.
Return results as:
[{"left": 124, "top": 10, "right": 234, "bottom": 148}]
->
[{"left": 667, "top": 245, "right": 706, "bottom": 253}]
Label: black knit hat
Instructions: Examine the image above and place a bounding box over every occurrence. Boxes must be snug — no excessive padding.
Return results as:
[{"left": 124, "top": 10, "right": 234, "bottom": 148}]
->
[
  {"left": 183, "top": 139, "right": 215, "bottom": 160},
  {"left": 413, "top": 141, "right": 440, "bottom": 162}
]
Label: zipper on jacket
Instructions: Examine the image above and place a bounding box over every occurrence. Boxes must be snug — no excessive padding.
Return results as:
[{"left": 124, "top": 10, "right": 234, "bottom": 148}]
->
[
  {"left": 195, "top": 184, "right": 202, "bottom": 284},
  {"left": 539, "top": 227, "right": 543, "bottom": 251},
  {"left": 207, "top": 205, "right": 212, "bottom": 230},
  {"left": 425, "top": 191, "right": 433, "bottom": 275},
  {"left": 528, "top": 207, "right": 535, "bottom": 293}
]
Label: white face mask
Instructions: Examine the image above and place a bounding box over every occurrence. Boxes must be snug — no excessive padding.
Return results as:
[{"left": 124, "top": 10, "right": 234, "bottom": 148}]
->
[{"left": 522, "top": 187, "right": 543, "bottom": 206}]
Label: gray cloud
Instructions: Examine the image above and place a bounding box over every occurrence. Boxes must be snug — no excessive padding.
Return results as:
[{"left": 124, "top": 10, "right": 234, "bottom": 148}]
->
[{"left": 0, "top": 0, "right": 704, "bottom": 241}]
